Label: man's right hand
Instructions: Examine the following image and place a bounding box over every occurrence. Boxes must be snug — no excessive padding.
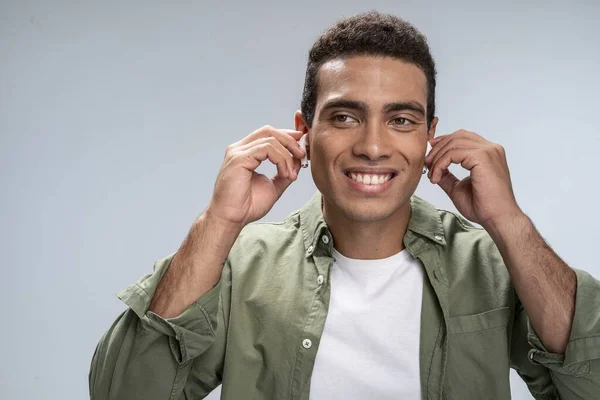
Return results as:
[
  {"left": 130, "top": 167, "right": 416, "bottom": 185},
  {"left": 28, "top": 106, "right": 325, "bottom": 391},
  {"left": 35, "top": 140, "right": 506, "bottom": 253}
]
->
[
  {"left": 149, "top": 126, "right": 305, "bottom": 318},
  {"left": 206, "top": 125, "right": 306, "bottom": 228}
]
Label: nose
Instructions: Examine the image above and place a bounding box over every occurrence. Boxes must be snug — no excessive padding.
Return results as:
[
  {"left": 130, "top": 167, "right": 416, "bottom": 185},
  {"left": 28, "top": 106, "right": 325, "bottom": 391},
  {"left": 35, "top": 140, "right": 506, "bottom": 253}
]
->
[{"left": 352, "top": 121, "right": 392, "bottom": 161}]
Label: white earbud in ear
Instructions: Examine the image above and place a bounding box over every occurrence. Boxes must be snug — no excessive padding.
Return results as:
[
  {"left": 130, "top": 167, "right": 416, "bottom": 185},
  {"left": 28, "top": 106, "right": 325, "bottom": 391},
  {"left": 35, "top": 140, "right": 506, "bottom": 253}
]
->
[
  {"left": 299, "top": 134, "right": 309, "bottom": 168},
  {"left": 423, "top": 141, "right": 433, "bottom": 175}
]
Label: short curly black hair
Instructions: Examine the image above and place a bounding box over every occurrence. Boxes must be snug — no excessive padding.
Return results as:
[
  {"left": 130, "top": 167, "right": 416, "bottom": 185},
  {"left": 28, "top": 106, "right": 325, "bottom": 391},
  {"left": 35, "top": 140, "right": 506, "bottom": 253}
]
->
[{"left": 301, "top": 11, "right": 436, "bottom": 128}]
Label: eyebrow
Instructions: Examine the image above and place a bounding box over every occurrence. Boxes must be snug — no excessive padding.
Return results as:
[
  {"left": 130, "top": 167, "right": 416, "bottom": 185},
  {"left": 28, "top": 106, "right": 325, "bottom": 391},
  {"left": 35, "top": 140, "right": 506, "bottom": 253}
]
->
[
  {"left": 320, "top": 99, "right": 426, "bottom": 118},
  {"left": 320, "top": 99, "right": 368, "bottom": 114},
  {"left": 383, "top": 101, "right": 425, "bottom": 117}
]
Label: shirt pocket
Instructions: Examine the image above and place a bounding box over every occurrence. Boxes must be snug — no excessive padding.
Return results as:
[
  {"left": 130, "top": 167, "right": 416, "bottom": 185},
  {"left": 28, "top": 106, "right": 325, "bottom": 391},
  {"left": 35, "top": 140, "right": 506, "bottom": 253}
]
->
[
  {"left": 443, "top": 307, "right": 513, "bottom": 400},
  {"left": 447, "top": 306, "right": 511, "bottom": 335}
]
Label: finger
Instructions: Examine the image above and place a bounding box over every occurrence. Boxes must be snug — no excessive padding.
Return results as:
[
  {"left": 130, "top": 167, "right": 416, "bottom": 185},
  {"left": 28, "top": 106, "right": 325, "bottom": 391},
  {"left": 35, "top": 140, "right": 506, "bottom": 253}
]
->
[
  {"left": 264, "top": 128, "right": 306, "bottom": 159},
  {"left": 426, "top": 134, "right": 482, "bottom": 176},
  {"left": 430, "top": 134, "right": 447, "bottom": 144},
  {"left": 235, "top": 126, "right": 297, "bottom": 145},
  {"left": 431, "top": 129, "right": 487, "bottom": 146},
  {"left": 271, "top": 171, "right": 295, "bottom": 197},
  {"left": 436, "top": 169, "right": 460, "bottom": 196},
  {"left": 430, "top": 148, "right": 479, "bottom": 184},
  {"left": 426, "top": 133, "right": 455, "bottom": 168},
  {"left": 280, "top": 130, "right": 307, "bottom": 159},
  {"left": 291, "top": 157, "right": 302, "bottom": 180},
  {"left": 238, "top": 136, "right": 296, "bottom": 177},
  {"left": 236, "top": 140, "right": 292, "bottom": 179},
  {"left": 236, "top": 126, "right": 305, "bottom": 159},
  {"left": 427, "top": 132, "right": 470, "bottom": 164},
  {"left": 457, "top": 129, "right": 488, "bottom": 143},
  {"left": 428, "top": 138, "right": 477, "bottom": 179},
  {"left": 288, "top": 157, "right": 299, "bottom": 181},
  {"left": 426, "top": 134, "right": 459, "bottom": 178}
]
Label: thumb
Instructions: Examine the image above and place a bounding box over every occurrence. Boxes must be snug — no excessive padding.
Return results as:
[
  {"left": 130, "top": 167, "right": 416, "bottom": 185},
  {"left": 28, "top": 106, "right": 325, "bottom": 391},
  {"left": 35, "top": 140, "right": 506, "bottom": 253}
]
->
[
  {"left": 437, "top": 169, "right": 459, "bottom": 196},
  {"left": 273, "top": 159, "right": 303, "bottom": 196},
  {"left": 272, "top": 173, "right": 295, "bottom": 198}
]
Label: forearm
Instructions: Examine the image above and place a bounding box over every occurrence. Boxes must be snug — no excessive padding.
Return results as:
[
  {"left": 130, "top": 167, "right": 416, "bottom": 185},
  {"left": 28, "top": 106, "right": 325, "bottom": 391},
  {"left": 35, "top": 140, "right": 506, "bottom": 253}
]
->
[
  {"left": 485, "top": 212, "right": 576, "bottom": 354},
  {"left": 149, "top": 210, "right": 243, "bottom": 318},
  {"left": 91, "top": 234, "right": 233, "bottom": 398}
]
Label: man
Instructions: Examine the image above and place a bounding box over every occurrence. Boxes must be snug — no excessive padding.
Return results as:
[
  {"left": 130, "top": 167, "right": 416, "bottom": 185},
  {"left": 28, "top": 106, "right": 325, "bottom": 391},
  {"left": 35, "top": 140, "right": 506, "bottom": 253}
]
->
[{"left": 89, "top": 11, "right": 600, "bottom": 400}]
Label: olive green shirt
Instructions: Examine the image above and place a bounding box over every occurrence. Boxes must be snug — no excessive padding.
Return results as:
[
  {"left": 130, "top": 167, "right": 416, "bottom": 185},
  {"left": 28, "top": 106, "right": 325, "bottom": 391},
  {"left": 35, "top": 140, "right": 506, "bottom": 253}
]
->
[{"left": 89, "top": 192, "right": 600, "bottom": 399}]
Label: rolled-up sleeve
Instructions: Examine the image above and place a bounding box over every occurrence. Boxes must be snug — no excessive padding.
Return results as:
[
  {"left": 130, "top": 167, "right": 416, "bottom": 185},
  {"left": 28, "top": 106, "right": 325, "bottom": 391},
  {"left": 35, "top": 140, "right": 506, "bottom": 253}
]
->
[
  {"left": 522, "top": 268, "right": 600, "bottom": 398},
  {"left": 89, "top": 254, "right": 230, "bottom": 400}
]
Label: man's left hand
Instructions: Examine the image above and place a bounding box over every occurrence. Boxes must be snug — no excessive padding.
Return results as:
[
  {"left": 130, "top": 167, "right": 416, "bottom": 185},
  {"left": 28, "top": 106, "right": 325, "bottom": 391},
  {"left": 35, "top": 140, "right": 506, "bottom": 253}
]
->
[{"left": 424, "top": 129, "right": 524, "bottom": 229}]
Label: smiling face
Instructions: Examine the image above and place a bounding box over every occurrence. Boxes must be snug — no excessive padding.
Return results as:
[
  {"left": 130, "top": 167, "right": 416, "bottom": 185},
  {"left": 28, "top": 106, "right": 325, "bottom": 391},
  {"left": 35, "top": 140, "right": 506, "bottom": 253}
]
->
[{"left": 296, "top": 55, "right": 438, "bottom": 223}]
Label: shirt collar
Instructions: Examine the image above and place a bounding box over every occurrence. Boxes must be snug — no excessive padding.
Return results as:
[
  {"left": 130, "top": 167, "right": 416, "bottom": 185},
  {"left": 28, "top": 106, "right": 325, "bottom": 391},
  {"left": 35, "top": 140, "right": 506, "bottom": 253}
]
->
[{"left": 298, "top": 191, "right": 446, "bottom": 258}]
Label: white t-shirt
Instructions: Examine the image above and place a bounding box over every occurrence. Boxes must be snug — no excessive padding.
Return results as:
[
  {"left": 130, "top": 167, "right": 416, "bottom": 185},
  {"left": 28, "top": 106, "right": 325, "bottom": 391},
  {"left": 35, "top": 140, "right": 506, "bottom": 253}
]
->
[{"left": 309, "top": 246, "right": 424, "bottom": 400}]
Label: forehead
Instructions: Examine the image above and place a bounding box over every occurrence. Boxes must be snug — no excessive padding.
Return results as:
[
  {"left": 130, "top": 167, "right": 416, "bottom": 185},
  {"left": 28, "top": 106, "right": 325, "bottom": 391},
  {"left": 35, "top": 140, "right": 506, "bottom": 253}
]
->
[{"left": 315, "top": 56, "right": 427, "bottom": 110}]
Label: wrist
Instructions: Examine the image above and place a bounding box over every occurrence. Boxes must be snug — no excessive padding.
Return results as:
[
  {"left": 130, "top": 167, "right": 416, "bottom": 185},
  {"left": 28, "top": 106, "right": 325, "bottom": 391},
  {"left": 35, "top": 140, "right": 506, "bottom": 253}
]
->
[
  {"left": 149, "top": 211, "right": 241, "bottom": 318},
  {"left": 202, "top": 207, "right": 246, "bottom": 233},
  {"left": 183, "top": 210, "right": 243, "bottom": 263},
  {"left": 483, "top": 210, "right": 531, "bottom": 242}
]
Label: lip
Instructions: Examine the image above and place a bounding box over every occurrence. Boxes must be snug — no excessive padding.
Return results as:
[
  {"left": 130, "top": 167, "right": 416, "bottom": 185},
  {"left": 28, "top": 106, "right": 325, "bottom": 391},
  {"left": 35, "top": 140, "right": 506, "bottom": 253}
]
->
[
  {"left": 344, "top": 167, "right": 398, "bottom": 174},
  {"left": 343, "top": 170, "right": 396, "bottom": 195}
]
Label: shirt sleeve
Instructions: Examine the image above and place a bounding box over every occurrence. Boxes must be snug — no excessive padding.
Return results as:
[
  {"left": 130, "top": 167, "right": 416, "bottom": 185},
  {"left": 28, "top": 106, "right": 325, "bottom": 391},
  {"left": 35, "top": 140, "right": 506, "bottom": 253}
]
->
[
  {"left": 89, "top": 254, "right": 231, "bottom": 400},
  {"left": 511, "top": 267, "right": 600, "bottom": 399}
]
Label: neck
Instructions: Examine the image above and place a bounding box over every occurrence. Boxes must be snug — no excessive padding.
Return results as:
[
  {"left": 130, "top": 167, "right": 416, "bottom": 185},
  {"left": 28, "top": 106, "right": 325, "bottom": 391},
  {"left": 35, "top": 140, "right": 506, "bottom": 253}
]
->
[{"left": 323, "top": 197, "right": 411, "bottom": 260}]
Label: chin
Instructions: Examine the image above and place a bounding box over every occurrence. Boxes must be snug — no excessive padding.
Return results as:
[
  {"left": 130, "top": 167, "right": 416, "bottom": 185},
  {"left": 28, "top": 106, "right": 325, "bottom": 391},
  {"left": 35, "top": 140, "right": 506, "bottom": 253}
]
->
[
  {"left": 344, "top": 198, "right": 404, "bottom": 222},
  {"left": 345, "top": 208, "right": 396, "bottom": 223},
  {"left": 325, "top": 190, "right": 407, "bottom": 223}
]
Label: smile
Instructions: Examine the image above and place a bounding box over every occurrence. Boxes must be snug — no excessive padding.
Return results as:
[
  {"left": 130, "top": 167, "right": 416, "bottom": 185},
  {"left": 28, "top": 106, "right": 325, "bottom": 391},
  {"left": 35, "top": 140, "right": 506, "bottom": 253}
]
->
[
  {"left": 345, "top": 172, "right": 393, "bottom": 185},
  {"left": 343, "top": 171, "right": 397, "bottom": 194}
]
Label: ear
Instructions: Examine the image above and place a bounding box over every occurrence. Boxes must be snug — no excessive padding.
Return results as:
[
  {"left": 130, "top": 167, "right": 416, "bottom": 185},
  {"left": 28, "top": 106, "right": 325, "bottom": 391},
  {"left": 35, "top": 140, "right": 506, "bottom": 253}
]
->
[
  {"left": 294, "top": 111, "right": 310, "bottom": 159},
  {"left": 427, "top": 116, "right": 439, "bottom": 143},
  {"left": 294, "top": 110, "right": 309, "bottom": 133}
]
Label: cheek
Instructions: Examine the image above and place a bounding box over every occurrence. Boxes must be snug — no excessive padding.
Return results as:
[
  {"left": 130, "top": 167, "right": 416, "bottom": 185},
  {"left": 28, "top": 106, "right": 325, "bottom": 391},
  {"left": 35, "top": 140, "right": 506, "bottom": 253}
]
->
[
  {"left": 311, "top": 136, "right": 344, "bottom": 167},
  {"left": 398, "top": 144, "right": 426, "bottom": 165}
]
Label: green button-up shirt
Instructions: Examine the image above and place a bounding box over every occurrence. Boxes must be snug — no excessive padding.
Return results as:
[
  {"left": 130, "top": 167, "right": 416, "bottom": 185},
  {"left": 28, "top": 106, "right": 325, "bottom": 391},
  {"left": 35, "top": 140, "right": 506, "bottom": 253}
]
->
[{"left": 90, "top": 192, "right": 600, "bottom": 399}]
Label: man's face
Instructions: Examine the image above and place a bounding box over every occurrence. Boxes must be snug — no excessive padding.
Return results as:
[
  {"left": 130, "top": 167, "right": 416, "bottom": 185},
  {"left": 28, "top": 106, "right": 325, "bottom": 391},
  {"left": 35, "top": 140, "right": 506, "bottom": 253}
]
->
[{"left": 296, "top": 56, "right": 437, "bottom": 223}]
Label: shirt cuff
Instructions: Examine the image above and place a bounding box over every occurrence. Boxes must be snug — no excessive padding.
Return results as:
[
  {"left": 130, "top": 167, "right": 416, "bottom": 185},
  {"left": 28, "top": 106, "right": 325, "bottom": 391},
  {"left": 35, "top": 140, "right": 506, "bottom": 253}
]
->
[
  {"left": 116, "top": 254, "right": 224, "bottom": 364},
  {"left": 526, "top": 268, "right": 600, "bottom": 376}
]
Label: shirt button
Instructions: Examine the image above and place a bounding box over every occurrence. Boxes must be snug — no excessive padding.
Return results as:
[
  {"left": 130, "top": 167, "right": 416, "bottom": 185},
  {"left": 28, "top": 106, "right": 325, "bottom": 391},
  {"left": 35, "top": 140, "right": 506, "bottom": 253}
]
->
[
  {"left": 317, "top": 275, "right": 324, "bottom": 285},
  {"left": 307, "top": 245, "right": 314, "bottom": 254},
  {"left": 434, "top": 234, "right": 443, "bottom": 242},
  {"left": 302, "top": 339, "right": 312, "bottom": 349},
  {"left": 321, "top": 235, "right": 330, "bottom": 244}
]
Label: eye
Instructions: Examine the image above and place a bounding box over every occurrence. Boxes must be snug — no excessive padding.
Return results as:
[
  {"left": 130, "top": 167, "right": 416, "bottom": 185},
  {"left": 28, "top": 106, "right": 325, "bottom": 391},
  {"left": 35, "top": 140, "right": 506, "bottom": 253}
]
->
[
  {"left": 390, "top": 117, "right": 412, "bottom": 126},
  {"left": 333, "top": 114, "right": 358, "bottom": 123}
]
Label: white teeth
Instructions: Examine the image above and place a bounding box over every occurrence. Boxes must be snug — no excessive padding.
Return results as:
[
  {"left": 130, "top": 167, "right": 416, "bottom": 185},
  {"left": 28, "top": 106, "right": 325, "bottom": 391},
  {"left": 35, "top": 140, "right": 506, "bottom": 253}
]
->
[{"left": 347, "top": 173, "right": 392, "bottom": 185}]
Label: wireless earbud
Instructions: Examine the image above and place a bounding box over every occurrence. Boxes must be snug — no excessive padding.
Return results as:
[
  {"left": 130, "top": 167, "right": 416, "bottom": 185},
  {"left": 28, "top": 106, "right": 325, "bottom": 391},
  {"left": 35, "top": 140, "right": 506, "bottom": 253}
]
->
[
  {"left": 423, "top": 141, "right": 433, "bottom": 175},
  {"left": 299, "top": 134, "right": 309, "bottom": 168}
]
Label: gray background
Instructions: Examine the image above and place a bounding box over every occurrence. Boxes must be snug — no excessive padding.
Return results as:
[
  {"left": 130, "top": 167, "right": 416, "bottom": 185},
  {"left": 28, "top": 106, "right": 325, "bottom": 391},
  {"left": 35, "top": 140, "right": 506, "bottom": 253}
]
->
[{"left": 1, "top": 1, "right": 599, "bottom": 399}]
